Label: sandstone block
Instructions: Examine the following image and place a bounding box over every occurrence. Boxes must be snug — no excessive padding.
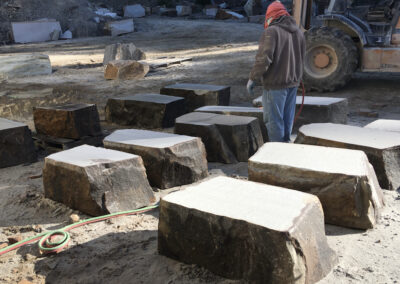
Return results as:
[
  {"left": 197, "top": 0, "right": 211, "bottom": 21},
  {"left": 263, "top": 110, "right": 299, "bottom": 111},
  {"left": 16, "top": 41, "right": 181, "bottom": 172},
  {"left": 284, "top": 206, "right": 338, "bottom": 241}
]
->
[
  {"left": 33, "top": 104, "right": 101, "bottom": 139},
  {"left": 124, "top": 4, "right": 146, "bottom": 18},
  {"left": 104, "top": 60, "right": 149, "bottom": 80},
  {"left": 295, "top": 123, "right": 400, "bottom": 191},
  {"left": 158, "top": 176, "right": 337, "bottom": 283},
  {"left": 104, "top": 129, "right": 208, "bottom": 189},
  {"left": 105, "top": 19, "right": 135, "bottom": 37},
  {"left": 249, "top": 143, "right": 384, "bottom": 229},
  {"left": 43, "top": 145, "right": 155, "bottom": 216},
  {"left": 0, "top": 118, "right": 37, "bottom": 168},
  {"left": 365, "top": 119, "right": 400, "bottom": 133},
  {"left": 0, "top": 54, "right": 52, "bottom": 79},
  {"left": 175, "top": 112, "right": 263, "bottom": 163},
  {"left": 160, "top": 83, "right": 230, "bottom": 112},
  {"left": 195, "top": 105, "right": 268, "bottom": 141},
  {"left": 103, "top": 43, "right": 146, "bottom": 65},
  {"left": 105, "top": 94, "right": 185, "bottom": 128},
  {"left": 252, "top": 96, "right": 348, "bottom": 130},
  {"left": 11, "top": 21, "right": 61, "bottom": 43}
]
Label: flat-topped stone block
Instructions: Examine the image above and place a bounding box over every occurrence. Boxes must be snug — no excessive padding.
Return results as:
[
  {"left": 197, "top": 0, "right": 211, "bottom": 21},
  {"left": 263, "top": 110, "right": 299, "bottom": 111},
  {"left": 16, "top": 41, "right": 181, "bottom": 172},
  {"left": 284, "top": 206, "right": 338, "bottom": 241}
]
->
[
  {"left": 365, "top": 119, "right": 400, "bottom": 133},
  {"left": 43, "top": 145, "right": 155, "bottom": 216},
  {"left": 33, "top": 104, "right": 101, "bottom": 139},
  {"left": 175, "top": 112, "right": 264, "bottom": 163},
  {"left": 0, "top": 118, "right": 37, "bottom": 168},
  {"left": 195, "top": 105, "right": 268, "bottom": 142},
  {"left": 105, "top": 94, "right": 185, "bottom": 128},
  {"left": 160, "top": 83, "right": 230, "bottom": 112},
  {"left": 295, "top": 123, "right": 400, "bottom": 191},
  {"left": 104, "top": 129, "right": 208, "bottom": 189},
  {"left": 158, "top": 176, "right": 337, "bottom": 283},
  {"left": 253, "top": 96, "right": 348, "bottom": 130},
  {"left": 249, "top": 143, "right": 384, "bottom": 229}
]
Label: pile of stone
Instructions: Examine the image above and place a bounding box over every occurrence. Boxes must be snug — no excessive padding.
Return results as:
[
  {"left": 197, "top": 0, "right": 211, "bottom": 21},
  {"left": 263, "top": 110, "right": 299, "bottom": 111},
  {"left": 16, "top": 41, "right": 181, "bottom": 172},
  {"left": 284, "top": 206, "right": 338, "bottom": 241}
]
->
[
  {"left": 33, "top": 103, "right": 104, "bottom": 152},
  {"left": 103, "top": 43, "right": 149, "bottom": 80}
]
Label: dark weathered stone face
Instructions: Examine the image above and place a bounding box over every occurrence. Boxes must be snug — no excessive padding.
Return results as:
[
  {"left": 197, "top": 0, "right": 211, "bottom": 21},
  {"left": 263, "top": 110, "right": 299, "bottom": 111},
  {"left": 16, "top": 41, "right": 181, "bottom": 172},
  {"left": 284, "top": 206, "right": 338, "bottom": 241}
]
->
[
  {"left": 158, "top": 177, "right": 337, "bottom": 283},
  {"left": 0, "top": 118, "right": 37, "bottom": 168},
  {"left": 160, "top": 83, "right": 230, "bottom": 112},
  {"left": 175, "top": 112, "right": 264, "bottom": 163},
  {"left": 295, "top": 123, "right": 400, "bottom": 191},
  {"left": 43, "top": 145, "right": 155, "bottom": 216},
  {"left": 105, "top": 94, "right": 185, "bottom": 128},
  {"left": 33, "top": 103, "right": 102, "bottom": 139},
  {"left": 104, "top": 129, "right": 208, "bottom": 189},
  {"left": 248, "top": 142, "right": 384, "bottom": 229}
]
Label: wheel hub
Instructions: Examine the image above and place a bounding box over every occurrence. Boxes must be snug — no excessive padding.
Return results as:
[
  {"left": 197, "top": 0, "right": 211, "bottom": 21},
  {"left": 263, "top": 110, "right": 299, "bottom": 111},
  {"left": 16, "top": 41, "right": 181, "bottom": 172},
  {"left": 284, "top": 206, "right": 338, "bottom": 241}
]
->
[
  {"left": 305, "top": 44, "right": 339, "bottom": 79},
  {"left": 314, "top": 53, "right": 330, "bottom": 68}
]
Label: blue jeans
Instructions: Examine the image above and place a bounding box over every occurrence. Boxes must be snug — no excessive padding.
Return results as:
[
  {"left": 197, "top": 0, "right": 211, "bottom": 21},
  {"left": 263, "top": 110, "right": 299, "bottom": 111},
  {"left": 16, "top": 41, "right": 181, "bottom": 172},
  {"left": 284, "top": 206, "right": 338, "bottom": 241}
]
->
[{"left": 262, "top": 87, "right": 297, "bottom": 142}]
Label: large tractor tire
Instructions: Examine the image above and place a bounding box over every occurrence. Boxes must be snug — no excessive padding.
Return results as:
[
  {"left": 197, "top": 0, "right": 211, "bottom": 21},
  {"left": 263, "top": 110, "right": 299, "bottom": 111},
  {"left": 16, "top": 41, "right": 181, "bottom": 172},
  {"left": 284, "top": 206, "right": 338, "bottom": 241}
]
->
[{"left": 303, "top": 27, "right": 358, "bottom": 92}]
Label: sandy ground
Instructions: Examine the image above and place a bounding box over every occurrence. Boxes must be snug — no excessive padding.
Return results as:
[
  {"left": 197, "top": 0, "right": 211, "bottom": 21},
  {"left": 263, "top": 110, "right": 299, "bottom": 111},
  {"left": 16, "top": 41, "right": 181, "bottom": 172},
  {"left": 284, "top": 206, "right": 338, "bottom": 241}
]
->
[{"left": 0, "top": 17, "right": 400, "bottom": 284}]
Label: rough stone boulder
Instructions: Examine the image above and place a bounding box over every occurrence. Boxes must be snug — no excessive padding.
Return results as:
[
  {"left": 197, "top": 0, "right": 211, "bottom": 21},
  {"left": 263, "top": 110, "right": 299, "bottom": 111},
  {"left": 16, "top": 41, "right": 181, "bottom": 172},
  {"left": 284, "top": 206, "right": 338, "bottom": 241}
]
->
[
  {"left": 104, "top": 60, "right": 149, "bottom": 80},
  {"left": 295, "top": 123, "right": 400, "bottom": 191},
  {"left": 253, "top": 96, "right": 348, "bottom": 131},
  {"left": 195, "top": 105, "right": 268, "bottom": 141},
  {"left": 365, "top": 119, "right": 400, "bottom": 133},
  {"left": 0, "top": 118, "right": 37, "bottom": 168},
  {"left": 158, "top": 176, "right": 337, "bottom": 283},
  {"left": 104, "top": 129, "right": 208, "bottom": 189},
  {"left": 249, "top": 143, "right": 384, "bottom": 229},
  {"left": 0, "top": 54, "right": 52, "bottom": 79},
  {"left": 175, "top": 112, "right": 264, "bottom": 163},
  {"left": 43, "top": 145, "right": 155, "bottom": 216},
  {"left": 160, "top": 83, "right": 230, "bottom": 112},
  {"left": 103, "top": 43, "right": 146, "bottom": 65},
  {"left": 105, "top": 94, "right": 185, "bottom": 128},
  {"left": 33, "top": 104, "right": 101, "bottom": 139}
]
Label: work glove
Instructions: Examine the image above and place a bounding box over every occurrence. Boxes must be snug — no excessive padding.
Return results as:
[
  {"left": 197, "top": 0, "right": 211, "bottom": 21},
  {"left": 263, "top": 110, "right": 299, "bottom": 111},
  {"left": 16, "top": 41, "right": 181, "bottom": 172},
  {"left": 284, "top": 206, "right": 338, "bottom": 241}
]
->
[{"left": 246, "top": 79, "right": 255, "bottom": 96}]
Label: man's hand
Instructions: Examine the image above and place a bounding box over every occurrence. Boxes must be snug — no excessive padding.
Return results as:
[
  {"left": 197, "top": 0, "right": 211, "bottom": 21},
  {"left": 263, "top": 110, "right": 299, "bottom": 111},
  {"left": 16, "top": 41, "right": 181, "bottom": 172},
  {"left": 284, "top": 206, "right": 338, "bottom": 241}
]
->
[{"left": 246, "top": 80, "right": 255, "bottom": 96}]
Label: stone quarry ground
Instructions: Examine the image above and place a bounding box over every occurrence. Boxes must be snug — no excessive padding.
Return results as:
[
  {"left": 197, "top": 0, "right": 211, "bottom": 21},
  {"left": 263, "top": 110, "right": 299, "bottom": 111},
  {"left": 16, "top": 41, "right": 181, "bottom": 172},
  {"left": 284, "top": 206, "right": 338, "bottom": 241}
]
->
[{"left": 0, "top": 17, "right": 400, "bottom": 283}]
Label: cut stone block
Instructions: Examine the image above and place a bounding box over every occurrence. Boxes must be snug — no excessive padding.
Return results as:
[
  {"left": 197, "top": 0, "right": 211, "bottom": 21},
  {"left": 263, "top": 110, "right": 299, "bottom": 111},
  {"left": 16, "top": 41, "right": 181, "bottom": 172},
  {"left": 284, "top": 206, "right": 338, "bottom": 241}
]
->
[
  {"left": 105, "top": 94, "right": 185, "bottom": 128},
  {"left": 11, "top": 20, "right": 61, "bottom": 43},
  {"left": 104, "top": 60, "right": 149, "bottom": 80},
  {"left": 253, "top": 96, "right": 348, "bottom": 130},
  {"left": 43, "top": 145, "right": 155, "bottom": 216},
  {"left": 0, "top": 54, "right": 52, "bottom": 79},
  {"left": 195, "top": 105, "right": 268, "bottom": 142},
  {"left": 175, "top": 112, "right": 264, "bottom": 163},
  {"left": 158, "top": 176, "right": 337, "bottom": 283},
  {"left": 104, "top": 129, "right": 208, "bottom": 189},
  {"left": 295, "top": 123, "right": 400, "bottom": 191},
  {"left": 103, "top": 43, "right": 146, "bottom": 66},
  {"left": 105, "top": 19, "right": 134, "bottom": 37},
  {"left": 0, "top": 118, "right": 37, "bottom": 168},
  {"left": 176, "top": 5, "right": 192, "bottom": 16},
  {"left": 249, "top": 143, "right": 384, "bottom": 229},
  {"left": 365, "top": 119, "right": 400, "bottom": 133},
  {"left": 124, "top": 4, "right": 146, "bottom": 18},
  {"left": 160, "top": 83, "right": 230, "bottom": 112},
  {"left": 33, "top": 104, "right": 101, "bottom": 139}
]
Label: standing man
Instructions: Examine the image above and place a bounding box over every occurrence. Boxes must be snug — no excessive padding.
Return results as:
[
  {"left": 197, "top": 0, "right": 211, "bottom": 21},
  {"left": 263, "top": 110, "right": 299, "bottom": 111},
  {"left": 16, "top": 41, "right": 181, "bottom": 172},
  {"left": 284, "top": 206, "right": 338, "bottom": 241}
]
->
[{"left": 247, "top": 1, "right": 305, "bottom": 142}]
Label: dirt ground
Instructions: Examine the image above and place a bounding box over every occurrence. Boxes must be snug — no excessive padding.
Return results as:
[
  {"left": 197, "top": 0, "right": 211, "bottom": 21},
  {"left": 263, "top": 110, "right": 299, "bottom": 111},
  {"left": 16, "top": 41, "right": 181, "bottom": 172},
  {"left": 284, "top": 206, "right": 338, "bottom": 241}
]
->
[{"left": 0, "top": 17, "right": 400, "bottom": 284}]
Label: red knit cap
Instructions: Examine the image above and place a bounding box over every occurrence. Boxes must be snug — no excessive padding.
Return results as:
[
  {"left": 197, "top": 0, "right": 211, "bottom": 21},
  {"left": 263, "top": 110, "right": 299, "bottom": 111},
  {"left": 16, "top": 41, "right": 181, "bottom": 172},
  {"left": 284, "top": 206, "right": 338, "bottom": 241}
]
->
[{"left": 264, "top": 1, "right": 290, "bottom": 29}]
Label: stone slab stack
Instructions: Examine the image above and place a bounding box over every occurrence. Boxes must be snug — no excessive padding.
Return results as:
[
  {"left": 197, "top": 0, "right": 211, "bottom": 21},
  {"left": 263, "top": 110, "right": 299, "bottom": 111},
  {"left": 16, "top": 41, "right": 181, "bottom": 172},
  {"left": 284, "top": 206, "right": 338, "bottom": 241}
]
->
[
  {"left": 43, "top": 145, "right": 155, "bottom": 216},
  {"left": 252, "top": 96, "right": 348, "bottom": 131},
  {"left": 105, "top": 94, "right": 185, "bottom": 128},
  {"left": 104, "top": 129, "right": 208, "bottom": 189},
  {"left": 158, "top": 176, "right": 337, "bottom": 283},
  {"left": 295, "top": 123, "right": 400, "bottom": 191},
  {"left": 195, "top": 105, "right": 268, "bottom": 141},
  {"left": 160, "top": 83, "right": 230, "bottom": 112},
  {"left": 0, "top": 118, "right": 37, "bottom": 168},
  {"left": 249, "top": 142, "right": 384, "bottom": 229},
  {"left": 175, "top": 112, "right": 264, "bottom": 163},
  {"left": 33, "top": 104, "right": 102, "bottom": 139},
  {"left": 365, "top": 119, "right": 400, "bottom": 133}
]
